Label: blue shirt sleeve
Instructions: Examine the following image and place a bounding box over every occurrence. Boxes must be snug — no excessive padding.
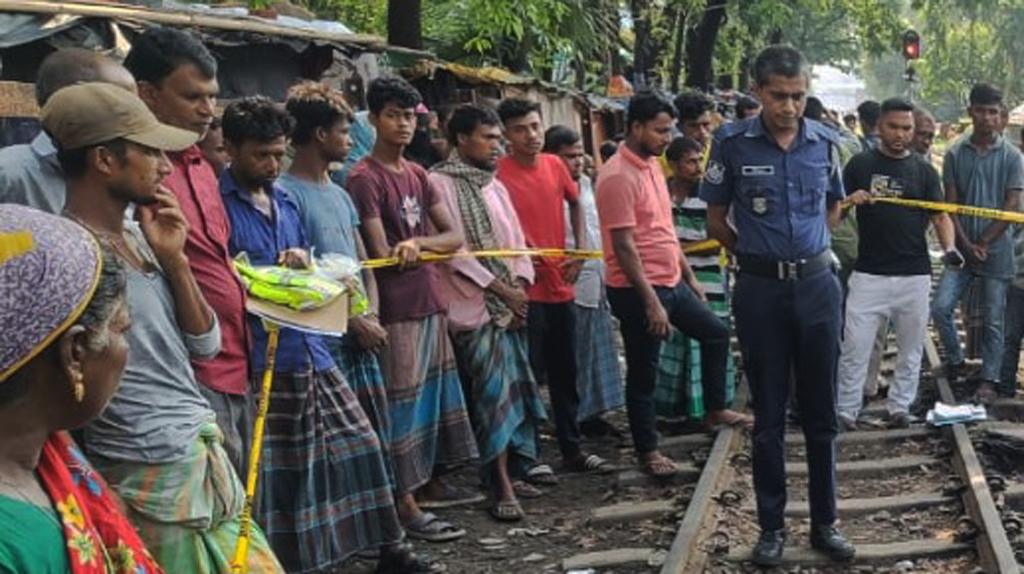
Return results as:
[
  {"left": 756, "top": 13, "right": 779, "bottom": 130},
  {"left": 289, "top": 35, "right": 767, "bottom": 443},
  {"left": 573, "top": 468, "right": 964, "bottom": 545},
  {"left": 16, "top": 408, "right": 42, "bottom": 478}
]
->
[{"left": 699, "top": 136, "right": 733, "bottom": 206}]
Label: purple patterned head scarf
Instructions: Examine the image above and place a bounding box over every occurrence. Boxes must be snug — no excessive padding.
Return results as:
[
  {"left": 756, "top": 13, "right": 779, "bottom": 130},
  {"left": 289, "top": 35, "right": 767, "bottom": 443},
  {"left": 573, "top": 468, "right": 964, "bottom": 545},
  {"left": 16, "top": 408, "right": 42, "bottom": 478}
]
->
[{"left": 0, "top": 205, "right": 102, "bottom": 381}]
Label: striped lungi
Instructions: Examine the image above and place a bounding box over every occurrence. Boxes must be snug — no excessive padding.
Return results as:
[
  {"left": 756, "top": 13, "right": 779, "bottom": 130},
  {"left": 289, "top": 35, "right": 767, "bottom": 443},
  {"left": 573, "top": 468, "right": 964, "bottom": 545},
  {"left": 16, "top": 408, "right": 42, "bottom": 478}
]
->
[
  {"left": 378, "top": 313, "right": 479, "bottom": 495},
  {"left": 91, "top": 423, "right": 284, "bottom": 573},
  {"left": 575, "top": 300, "right": 624, "bottom": 421},
  {"left": 257, "top": 367, "right": 402, "bottom": 573},
  {"left": 451, "top": 325, "right": 547, "bottom": 466}
]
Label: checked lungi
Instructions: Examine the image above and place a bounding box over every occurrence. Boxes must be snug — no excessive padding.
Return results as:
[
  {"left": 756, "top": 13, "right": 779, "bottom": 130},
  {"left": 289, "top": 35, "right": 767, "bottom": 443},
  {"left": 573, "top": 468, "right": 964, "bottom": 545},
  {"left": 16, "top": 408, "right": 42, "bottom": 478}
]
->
[
  {"left": 256, "top": 367, "right": 402, "bottom": 573},
  {"left": 378, "top": 312, "right": 479, "bottom": 495},
  {"left": 575, "top": 300, "right": 624, "bottom": 422},
  {"left": 451, "top": 325, "right": 547, "bottom": 469}
]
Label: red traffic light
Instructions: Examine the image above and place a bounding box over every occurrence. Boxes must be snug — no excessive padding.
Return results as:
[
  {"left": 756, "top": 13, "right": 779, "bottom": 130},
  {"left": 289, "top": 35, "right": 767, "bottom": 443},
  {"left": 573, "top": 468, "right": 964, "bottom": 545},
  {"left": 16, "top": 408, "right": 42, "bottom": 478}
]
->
[{"left": 902, "top": 30, "right": 921, "bottom": 60}]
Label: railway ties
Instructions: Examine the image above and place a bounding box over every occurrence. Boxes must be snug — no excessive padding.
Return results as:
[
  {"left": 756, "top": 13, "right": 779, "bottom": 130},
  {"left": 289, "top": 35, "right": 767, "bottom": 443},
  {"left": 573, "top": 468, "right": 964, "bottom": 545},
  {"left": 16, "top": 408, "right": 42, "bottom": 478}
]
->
[{"left": 650, "top": 332, "right": 1024, "bottom": 574}]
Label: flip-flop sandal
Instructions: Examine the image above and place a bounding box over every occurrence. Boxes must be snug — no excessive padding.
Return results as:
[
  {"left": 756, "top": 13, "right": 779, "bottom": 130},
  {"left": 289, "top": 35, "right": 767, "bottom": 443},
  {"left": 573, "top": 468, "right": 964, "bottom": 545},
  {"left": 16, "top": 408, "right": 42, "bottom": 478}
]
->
[
  {"left": 565, "top": 453, "right": 614, "bottom": 474},
  {"left": 512, "top": 480, "right": 544, "bottom": 499},
  {"left": 404, "top": 512, "right": 466, "bottom": 543},
  {"left": 489, "top": 499, "right": 524, "bottom": 522},
  {"left": 524, "top": 464, "right": 559, "bottom": 486},
  {"left": 417, "top": 484, "right": 486, "bottom": 509},
  {"left": 640, "top": 454, "right": 679, "bottom": 478}
]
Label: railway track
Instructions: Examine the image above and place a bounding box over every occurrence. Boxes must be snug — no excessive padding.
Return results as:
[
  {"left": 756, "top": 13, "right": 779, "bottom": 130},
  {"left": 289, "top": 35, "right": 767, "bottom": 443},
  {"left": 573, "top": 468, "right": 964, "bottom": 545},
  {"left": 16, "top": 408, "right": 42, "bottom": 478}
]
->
[{"left": 650, "top": 332, "right": 1024, "bottom": 574}]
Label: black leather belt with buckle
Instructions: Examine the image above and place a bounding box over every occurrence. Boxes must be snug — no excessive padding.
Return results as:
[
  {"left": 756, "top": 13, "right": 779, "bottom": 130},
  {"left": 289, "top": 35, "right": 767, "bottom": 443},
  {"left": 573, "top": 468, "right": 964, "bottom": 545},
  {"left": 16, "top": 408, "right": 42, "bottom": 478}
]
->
[{"left": 736, "top": 251, "right": 833, "bottom": 281}]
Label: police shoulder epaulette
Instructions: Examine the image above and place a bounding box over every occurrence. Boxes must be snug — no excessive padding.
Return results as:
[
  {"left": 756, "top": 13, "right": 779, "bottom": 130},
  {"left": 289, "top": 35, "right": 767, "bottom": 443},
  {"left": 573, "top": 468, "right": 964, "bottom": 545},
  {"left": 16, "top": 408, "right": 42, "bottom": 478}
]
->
[
  {"left": 805, "top": 119, "right": 840, "bottom": 144},
  {"left": 715, "top": 118, "right": 752, "bottom": 142}
]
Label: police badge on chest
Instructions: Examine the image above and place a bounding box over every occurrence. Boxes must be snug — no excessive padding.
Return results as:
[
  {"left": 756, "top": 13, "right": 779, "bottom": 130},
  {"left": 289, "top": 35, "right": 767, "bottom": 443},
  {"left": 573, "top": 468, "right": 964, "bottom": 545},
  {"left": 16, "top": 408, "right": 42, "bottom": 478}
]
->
[{"left": 752, "top": 195, "right": 769, "bottom": 215}]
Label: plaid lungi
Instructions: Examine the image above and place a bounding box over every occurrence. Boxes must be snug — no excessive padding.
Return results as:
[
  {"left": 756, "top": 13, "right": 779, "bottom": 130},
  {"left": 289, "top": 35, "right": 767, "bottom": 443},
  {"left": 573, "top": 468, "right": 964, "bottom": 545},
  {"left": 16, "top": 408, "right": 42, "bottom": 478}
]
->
[
  {"left": 378, "top": 313, "right": 479, "bottom": 495},
  {"left": 256, "top": 367, "right": 402, "bottom": 573},
  {"left": 91, "top": 423, "right": 284, "bottom": 573},
  {"left": 654, "top": 270, "right": 735, "bottom": 419},
  {"left": 575, "top": 301, "right": 624, "bottom": 421},
  {"left": 451, "top": 325, "right": 547, "bottom": 465}
]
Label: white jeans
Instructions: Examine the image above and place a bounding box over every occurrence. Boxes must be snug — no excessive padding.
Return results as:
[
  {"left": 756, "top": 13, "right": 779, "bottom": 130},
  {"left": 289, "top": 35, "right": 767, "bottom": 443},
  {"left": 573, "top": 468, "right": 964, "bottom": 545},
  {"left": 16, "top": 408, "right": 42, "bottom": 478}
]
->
[{"left": 837, "top": 272, "right": 931, "bottom": 418}]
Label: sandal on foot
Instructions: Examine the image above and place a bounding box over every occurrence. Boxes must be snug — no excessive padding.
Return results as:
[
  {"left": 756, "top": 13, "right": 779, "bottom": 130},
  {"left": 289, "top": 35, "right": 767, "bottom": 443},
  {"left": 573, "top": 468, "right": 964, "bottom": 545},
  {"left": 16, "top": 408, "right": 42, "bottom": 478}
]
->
[
  {"left": 404, "top": 512, "right": 466, "bottom": 543},
  {"left": 377, "top": 543, "right": 444, "bottom": 573},
  {"left": 524, "top": 463, "right": 559, "bottom": 486},
  {"left": 417, "top": 483, "right": 486, "bottom": 509},
  {"left": 640, "top": 453, "right": 678, "bottom": 478},
  {"left": 489, "top": 499, "right": 524, "bottom": 522},
  {"left": 512, "top": 480, "right": 544, "bottom": 499},
  {"left": 565, "top": 453, "right": 613, "bottom": 474}
]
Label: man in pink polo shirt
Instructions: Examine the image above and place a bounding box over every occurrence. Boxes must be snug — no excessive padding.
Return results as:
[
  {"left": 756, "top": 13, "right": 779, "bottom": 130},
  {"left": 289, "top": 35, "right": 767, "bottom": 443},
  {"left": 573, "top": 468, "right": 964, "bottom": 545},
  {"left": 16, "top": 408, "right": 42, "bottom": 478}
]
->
[{"left": 597, "top": 92, "right": 750, "bottom": 479}]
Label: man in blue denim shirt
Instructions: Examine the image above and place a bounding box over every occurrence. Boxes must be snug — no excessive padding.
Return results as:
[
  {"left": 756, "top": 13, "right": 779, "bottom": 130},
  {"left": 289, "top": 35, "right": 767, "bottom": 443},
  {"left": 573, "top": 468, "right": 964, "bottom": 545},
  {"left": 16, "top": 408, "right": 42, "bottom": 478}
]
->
[
  {"left": 701, "top": 45, "right": 854, "bottom": 567},
  {"left": 219, "top": 97, "right": 425, "bottom": 574},
  {"left": 932, "top": 83, "right": 1024, "bottom": 402}
]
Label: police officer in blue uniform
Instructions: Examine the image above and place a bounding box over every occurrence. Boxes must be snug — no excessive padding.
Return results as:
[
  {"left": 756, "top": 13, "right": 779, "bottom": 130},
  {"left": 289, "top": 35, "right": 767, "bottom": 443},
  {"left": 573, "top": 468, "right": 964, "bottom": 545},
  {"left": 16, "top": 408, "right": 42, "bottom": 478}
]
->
[{"left": 701, "top": 45, "right": 856, "bottom": 567}]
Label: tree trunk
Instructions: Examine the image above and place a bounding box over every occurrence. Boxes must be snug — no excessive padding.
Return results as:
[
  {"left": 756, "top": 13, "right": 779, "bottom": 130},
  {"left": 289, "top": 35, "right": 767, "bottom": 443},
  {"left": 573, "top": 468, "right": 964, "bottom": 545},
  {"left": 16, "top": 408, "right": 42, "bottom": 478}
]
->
[
  {"left": 669, "top": 6, "right": 687, "bottom": 93},
  {"left": 630, "top": 0, "right": 656, "bottom": 88},
  {"left": 387, "top": 0, "right": 422, "bottom": 50},
  {"left": 684, "top": 0, "right": 727, "bottom": 90}
]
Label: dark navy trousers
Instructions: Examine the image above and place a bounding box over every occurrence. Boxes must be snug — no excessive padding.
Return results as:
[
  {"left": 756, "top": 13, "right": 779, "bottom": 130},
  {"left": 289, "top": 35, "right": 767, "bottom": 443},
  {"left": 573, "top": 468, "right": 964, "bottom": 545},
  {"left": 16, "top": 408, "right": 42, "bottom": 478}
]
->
[{"left": 733, "top": 268, "right": 842, "bottom": 531}]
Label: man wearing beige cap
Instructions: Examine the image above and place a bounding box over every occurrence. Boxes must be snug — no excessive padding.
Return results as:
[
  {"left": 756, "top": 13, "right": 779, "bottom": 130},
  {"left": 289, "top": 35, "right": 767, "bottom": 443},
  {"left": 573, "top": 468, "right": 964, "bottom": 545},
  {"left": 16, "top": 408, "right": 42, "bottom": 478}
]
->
[{"left": 43, "top": 82, "right": 283, "bottom": 573}]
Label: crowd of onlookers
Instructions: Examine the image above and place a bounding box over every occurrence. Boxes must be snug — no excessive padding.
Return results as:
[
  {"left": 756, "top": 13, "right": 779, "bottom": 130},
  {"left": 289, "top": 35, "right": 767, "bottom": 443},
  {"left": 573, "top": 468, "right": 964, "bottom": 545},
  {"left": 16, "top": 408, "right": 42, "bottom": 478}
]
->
[{"left": 1, "top": 29, "right": 1023, "bottom": 574}]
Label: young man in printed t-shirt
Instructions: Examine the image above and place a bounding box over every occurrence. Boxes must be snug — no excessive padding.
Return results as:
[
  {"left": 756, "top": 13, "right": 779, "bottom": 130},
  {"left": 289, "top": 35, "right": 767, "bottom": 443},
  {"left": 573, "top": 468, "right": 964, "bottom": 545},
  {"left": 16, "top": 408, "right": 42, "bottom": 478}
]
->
[
  {"left": 496, "top": 98, "right": 612, "bottom": 480},
  {"left": 836, "top": 98, "right": 960, "bottom": 430},
  {"left": 348, "top": 77, "right": 479, "bottom": 543}
]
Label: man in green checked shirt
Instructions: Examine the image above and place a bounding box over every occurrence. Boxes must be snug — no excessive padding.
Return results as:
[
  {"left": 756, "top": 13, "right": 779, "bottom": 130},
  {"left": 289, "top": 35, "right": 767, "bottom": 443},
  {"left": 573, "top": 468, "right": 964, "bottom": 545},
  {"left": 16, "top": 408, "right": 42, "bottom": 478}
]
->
[{"left": 653, "top": 136, "right": 748, "bottom": 429}]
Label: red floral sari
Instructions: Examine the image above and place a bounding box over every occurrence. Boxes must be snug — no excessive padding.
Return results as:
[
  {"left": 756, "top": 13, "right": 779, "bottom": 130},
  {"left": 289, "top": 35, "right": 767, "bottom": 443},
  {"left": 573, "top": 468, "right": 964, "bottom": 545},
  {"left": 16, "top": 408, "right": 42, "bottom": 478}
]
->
[{"left": 36, "top": 432, "right": 163, "bottom": 574}]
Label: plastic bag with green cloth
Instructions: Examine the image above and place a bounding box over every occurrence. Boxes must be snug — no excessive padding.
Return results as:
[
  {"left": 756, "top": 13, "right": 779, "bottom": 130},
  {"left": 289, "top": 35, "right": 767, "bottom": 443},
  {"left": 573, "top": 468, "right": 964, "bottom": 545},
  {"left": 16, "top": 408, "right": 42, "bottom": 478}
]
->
[{"left": 233, "top": 252, "right": 346, "bottom": 311}]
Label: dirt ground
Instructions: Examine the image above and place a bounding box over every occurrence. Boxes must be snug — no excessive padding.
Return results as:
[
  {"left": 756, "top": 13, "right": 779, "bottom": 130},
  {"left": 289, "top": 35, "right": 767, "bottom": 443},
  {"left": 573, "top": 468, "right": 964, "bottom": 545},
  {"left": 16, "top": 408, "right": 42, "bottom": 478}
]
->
[{"left": 345, "top": 408, "right": 703, "bottom": 574}]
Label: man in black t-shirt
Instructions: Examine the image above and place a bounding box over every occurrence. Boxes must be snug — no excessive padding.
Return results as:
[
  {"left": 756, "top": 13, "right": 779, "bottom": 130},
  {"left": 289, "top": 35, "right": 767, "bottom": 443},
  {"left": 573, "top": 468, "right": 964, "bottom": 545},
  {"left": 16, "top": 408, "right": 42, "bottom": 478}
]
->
[{"left": 836, "top": 98, "right": 961, "bottom": 429}]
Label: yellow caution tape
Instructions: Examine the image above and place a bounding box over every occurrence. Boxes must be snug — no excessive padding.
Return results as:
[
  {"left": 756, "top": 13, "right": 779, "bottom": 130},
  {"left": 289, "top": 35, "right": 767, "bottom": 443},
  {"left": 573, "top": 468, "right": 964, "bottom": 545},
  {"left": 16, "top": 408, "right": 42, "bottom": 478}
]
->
[
  {"left": 361, "top": 248, "right": 603, "bottom": 269},
  {"left": 867, "top": 196, "right": 1024, "bottom": 224},
  {"left": 360, "top": 242, "right": 726, "bottom": 270}
]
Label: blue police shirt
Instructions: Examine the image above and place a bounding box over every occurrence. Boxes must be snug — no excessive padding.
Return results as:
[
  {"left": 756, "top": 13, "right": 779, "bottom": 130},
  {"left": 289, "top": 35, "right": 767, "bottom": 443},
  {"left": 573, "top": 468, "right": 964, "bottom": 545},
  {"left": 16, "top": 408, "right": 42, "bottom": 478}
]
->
[
  {"left": 699, "top": 117, "right": 845, "bottom": 260},
  {"left": 220, "top": 169, "right": 335, "bottom": 375}
]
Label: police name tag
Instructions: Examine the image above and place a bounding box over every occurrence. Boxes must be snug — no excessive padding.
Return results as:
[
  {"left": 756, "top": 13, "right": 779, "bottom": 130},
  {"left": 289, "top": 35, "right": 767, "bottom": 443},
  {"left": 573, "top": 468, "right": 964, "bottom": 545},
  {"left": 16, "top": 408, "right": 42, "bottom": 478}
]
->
[{"left": 742, "top": 165, "right": 775, "bottom": 176}]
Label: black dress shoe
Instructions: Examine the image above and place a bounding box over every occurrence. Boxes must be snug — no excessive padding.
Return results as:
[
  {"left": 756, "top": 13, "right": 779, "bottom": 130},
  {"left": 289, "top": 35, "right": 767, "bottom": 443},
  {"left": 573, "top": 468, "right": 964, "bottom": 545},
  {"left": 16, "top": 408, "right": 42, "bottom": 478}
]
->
[
  {"left": 810, "top": 524, "right": 856, "bottom": 562},
  {"left": 751, "top": 528, "right": 786, "bottom": 567}
]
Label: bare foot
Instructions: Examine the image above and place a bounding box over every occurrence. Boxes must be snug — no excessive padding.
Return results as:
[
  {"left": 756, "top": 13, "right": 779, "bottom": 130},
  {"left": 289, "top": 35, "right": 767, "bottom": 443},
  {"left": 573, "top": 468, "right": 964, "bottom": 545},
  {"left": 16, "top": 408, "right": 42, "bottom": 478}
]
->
[{"left": 706, "top": 409, "right": 754, "bottom": 431}]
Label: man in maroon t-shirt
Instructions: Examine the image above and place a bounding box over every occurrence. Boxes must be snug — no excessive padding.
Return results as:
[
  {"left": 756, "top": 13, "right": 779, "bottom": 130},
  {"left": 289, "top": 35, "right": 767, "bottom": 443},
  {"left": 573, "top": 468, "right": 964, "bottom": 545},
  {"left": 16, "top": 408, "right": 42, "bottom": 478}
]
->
[
  {"left": 349, "top": 77, "right": 478, "bottom": 543},
  {"left": 126, "top": 28, "right": 252, "bottom": 477},
  {"left": 496, "top": 98, "right": 611, "bottom": 478}
]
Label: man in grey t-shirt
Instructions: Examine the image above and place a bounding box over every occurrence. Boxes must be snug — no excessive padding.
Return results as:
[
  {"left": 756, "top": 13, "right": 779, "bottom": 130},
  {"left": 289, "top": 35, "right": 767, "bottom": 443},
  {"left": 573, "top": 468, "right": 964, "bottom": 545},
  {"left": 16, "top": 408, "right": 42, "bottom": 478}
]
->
[
  {"left": 45, "top": 83, "right": 283, "bottom": 570},
  {"left": 932, "top": 83, "right": 1024, "bottom": 402}
]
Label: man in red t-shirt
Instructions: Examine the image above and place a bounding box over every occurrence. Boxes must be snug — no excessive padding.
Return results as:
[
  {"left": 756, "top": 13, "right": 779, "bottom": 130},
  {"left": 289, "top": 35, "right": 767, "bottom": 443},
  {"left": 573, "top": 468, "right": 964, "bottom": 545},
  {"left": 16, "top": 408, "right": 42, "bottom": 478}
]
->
[
  {"left": 125, "top": 28, "right": 253, "bottom": 477},
  {"left": 496, "top": 98, "right": 610, "bottom": 477}
]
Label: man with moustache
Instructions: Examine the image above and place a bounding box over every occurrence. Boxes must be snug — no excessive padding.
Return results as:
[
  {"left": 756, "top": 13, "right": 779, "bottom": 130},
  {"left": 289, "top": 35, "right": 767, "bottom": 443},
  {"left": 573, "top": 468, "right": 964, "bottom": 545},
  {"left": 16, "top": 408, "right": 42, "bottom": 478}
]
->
[
  {"left": 125, "top": 27, "right": 253, "bottom": 477},
  {"left": 702, "top": 45, "right": 854, "bottom": 565},
  {"left": 430, "top": 104, "right": 548, "bottom": 522}
]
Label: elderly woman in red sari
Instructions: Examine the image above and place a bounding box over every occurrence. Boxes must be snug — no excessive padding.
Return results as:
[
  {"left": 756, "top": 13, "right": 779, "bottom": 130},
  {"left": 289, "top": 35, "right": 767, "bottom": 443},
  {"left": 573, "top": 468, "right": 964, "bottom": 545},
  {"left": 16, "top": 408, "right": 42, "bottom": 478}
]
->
[{"left": 0, "top": 204, "right": 161, "bottom": 573}]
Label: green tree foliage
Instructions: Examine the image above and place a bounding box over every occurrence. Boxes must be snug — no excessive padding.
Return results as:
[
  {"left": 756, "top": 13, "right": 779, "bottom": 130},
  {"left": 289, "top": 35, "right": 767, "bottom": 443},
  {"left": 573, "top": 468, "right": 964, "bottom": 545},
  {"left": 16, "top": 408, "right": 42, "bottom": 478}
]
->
[{"left": 909, "top": 0, "right": 1024, "bottom": 117}]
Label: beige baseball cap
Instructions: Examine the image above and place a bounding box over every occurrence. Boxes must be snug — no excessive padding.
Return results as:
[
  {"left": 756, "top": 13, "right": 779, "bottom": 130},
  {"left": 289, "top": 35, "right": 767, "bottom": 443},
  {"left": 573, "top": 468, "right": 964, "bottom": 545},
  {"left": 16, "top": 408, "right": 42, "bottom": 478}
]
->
[{"left": 41, "top": 82, "right": 198, "bottom": 151}]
